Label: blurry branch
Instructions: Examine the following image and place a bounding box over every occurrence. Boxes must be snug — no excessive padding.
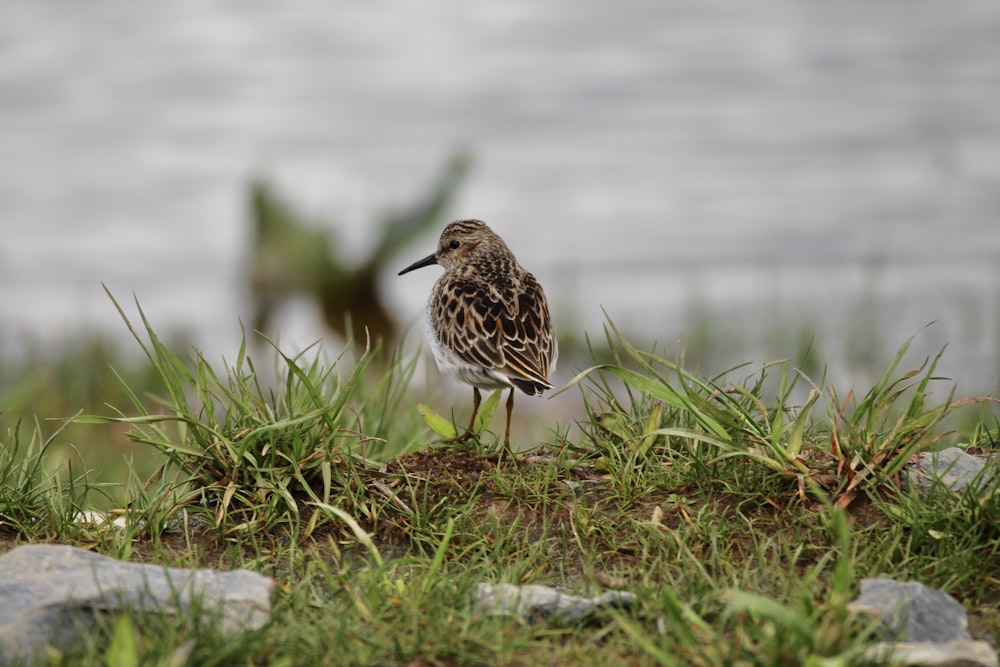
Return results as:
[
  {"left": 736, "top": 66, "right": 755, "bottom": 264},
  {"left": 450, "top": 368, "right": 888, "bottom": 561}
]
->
[{"left": 247, "top": 151, "right": 471, "bottom": 346}]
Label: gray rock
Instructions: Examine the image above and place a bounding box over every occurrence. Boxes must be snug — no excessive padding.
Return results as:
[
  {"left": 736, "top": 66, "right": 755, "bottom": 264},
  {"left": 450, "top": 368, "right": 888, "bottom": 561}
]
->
[
  {"left": 471, "top": 583, "right": 634, "bottom": 624},
  {"left": 851, "top": 578, "right": 971, "bottom": 642},
  {"left": 0, "top": 544, "right": 274, "bottom": 663},
  {"left": 850, "top": 578, "right": 997, "bottom": 667},
  {"left": 906, "top": 447, "right": 995, "bottom": 495},
  {"left": 863, "top": 641, "right": 999, "bottom": 667}
]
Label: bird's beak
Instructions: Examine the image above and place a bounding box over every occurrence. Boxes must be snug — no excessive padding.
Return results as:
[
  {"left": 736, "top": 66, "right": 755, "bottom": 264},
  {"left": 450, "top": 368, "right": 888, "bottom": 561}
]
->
[{"left": 398, "top": 253, "right": 438, "bottom": 276}]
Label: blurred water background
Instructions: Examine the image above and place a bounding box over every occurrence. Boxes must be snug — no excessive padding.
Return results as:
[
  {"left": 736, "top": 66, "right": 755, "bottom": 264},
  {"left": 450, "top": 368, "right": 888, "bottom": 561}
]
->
[{"left": 2, "top": 1, "right": 999, "bottom": 393}]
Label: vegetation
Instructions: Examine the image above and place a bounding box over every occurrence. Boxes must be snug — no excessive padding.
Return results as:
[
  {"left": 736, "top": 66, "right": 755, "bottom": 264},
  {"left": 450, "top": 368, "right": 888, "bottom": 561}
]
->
[{"left": 1, "top": 293, "right": 998, "bottom": 665}]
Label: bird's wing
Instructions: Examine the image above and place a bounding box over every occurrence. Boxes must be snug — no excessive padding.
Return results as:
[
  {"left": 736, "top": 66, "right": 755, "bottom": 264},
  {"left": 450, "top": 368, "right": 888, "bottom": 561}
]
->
[
  {"left": 432, "top": 274, "right": 555, "bottom": 393},
  {"left": 495, "top": 273, "right": 555, "bottom": 392}
]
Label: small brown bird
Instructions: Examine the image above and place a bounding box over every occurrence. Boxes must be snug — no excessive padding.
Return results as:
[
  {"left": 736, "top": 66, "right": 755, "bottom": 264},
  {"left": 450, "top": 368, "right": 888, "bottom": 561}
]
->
[{"left": 398, "top": 219, "right": 557, "bottom": 459}]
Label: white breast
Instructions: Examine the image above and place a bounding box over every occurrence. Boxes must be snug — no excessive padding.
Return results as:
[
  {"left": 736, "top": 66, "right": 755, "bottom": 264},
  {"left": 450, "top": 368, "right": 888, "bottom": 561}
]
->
[{"left": 425, "top": 315, "right": 511, "bottom": 390}]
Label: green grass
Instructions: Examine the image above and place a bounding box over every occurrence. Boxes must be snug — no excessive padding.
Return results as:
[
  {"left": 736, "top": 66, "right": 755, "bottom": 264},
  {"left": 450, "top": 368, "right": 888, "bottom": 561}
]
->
[{"left": 1, "top": 298, "right": 999, "bottom": 665}]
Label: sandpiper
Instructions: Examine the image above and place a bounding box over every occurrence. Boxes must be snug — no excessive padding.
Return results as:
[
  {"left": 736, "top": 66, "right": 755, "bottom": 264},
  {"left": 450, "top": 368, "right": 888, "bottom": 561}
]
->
[{"left": 398, "top": 219, "right": 557, "bottom": 459}]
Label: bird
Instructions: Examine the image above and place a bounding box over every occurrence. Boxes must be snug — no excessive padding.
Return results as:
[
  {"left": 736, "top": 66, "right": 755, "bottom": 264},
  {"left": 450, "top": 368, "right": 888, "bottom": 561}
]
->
[{"left": 398, "top": 219, "right": 557, "bottom": 461}]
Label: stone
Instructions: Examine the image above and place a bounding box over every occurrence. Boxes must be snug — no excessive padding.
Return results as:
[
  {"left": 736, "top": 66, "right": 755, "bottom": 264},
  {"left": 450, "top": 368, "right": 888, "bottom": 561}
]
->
[
  {"left": 906, "top": 447, "right": 995, "bottom": 495},
  {"left": 850, "top": 578, "right": 997, "bottom": 667},
  {"left": 471, "top": 583, "right": 634, "bottom": 624},
  {"left": 862, "top": 641, "right": 999, "bottom": 667},
  {"left": 0, "top": 544, "right": 274, "bottom": 663},
  {"left": 851, "top": 578, "right": 971, "bottom": 642}
]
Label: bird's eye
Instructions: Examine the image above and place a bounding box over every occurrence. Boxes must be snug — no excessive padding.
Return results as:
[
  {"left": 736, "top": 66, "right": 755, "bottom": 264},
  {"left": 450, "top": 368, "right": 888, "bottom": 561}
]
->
[{"left": 448, "top": 240, "right": 461, "bottom": 250}]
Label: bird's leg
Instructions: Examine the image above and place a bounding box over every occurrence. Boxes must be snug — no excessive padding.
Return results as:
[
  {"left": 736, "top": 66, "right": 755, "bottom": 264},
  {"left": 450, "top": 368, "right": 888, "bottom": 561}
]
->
[
  {"left": 464, "top": 387, "right": 482, "bottom": 438},
  {"left": 445, "top": 387, "right": 481, "bottom": 444},
  {"left": 497, "top": 387, "right": 519, "bottom": 469},
  {"left": 504, "top": 387, "right": 514, "bottom": 449}
]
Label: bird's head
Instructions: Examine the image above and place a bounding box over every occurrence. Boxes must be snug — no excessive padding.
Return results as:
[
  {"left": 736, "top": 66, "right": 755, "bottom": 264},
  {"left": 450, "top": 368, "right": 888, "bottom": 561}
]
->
[{"left": 398, "top": 219, "right": 501, "bottom": 275}]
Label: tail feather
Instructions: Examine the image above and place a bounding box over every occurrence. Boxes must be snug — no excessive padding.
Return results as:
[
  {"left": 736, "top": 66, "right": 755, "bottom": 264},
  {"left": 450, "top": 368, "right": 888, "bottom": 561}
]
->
[{"left": 510, "top": 377, "right": 550, "bottom": 396}]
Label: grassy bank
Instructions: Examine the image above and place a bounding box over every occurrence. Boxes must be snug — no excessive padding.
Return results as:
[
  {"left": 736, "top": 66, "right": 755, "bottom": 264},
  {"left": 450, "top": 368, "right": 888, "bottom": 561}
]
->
[{"left": 1, "top": 298, "right": 999, "bottom": 665}]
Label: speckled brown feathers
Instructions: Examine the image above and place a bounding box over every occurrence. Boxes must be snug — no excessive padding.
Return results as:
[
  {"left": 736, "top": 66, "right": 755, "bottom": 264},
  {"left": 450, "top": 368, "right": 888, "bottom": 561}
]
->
[
  {"left": 430, "top": 255, "right": 555, "bottom": 396},
  {"left": 398, "top": 219, "right": 558, "bottom": 456}
]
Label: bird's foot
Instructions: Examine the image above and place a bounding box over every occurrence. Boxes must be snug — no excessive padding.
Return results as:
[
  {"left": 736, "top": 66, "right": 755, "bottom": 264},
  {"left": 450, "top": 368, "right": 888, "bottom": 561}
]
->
[
  {"left": 438, "top": 430, "right": 478, "bottom": 446},
  {"left": 483, "top": 441, "right": 521, "bottom": 471}
]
